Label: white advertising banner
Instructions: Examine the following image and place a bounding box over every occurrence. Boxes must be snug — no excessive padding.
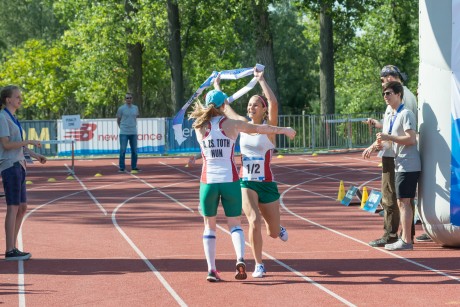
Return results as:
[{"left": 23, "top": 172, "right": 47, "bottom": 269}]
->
[{"left": 57, "top": 118, "right": 166, "bottom": 155}]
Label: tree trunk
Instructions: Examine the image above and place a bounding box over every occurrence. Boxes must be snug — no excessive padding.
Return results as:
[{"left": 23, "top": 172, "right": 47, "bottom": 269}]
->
[
  {"left": 167, "top": 0, "right": 184, "bottom": 113},
  {"left": 319, "top": 1, "right": 335, "bottom": 115},
  {"left": 252, "top": 0, "right": 280, "bottom": 111},
  {"left": 125, "top": 0, "right": 143, "bottom": 109}
]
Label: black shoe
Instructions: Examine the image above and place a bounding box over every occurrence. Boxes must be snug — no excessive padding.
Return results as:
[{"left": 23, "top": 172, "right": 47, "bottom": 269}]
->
[
  {"left": 118, "top": 168, "right": 125, "bottom": 173},
  {"left": 5, "top": 248, "right": 31, "bottom": 261},
  {"left": 369, "top": 236, "right": 398, "bottom": 247},
  {"left": 206, "top": 270, "right": 221, "bottom": 282},
  {"left": 415, "top": 233, "right": 433, "bottom": 242},
  {"left": 235, "top": 258, "right": 247, "bottom": 280}
]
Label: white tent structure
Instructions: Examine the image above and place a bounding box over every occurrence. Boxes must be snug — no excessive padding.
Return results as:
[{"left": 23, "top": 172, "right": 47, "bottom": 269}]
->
[{"left": 418, "top": 0, "right": 460, "bottom": 246}]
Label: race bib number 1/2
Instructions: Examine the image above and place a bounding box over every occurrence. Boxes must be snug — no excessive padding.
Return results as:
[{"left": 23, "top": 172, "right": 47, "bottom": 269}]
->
[{"left": 242, "top": 156, "right": 265, "bottom": 181}]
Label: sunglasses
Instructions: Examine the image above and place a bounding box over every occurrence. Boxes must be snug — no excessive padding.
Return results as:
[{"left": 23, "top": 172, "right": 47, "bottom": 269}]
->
[
  {"left": 382, "top": 91, "right": 394, "bottom": 97},
  {"left": 125, "top": 97, "right": 133, "bottom": 99}
]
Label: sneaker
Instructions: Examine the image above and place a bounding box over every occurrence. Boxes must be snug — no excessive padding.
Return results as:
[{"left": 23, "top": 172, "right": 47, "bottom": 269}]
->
[
  {"left": 235, "top": 258, "right": 247, "bottom": 280},
  {"left": 206, "top": 270, "right": 221, "bottom": 282},
  {"left": 279, "top": 226, "right": 288, "bottom": 242},
  {"left": 369, "top": 235, "right": 398, "bottom": 247},
  {"left": 252, "top": 263, "right": 266, "bottom": 278},
  {"left": 415, "top": 233, "right": 433, "bottom": 242},
  {"left": 5, "top": 248, "right": 31, "bottom": 261},
  {"left": 118, "top": 168, "right": 125, "bottom": 173},
  {"left": 384, "top": 238, "right": 413, "bottom": 251}
]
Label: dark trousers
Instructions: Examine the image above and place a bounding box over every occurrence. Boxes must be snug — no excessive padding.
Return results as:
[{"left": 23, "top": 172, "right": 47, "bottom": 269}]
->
[
  {"left": 119, "top": 134, "right": 138, "bottom": 169},
  {"left": 381, "top": 157, "right": 415, "bottom": 240},
  {"left": 381, "top": 157, "right": 399, "bottom": 238}
]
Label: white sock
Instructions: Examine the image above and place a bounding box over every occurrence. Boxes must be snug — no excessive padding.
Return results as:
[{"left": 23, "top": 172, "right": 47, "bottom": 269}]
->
[
  {"left": 230, "top": 226, "right": 245, "bottom": 260},
  {"left": 203, "top": 229, "right": 216, "bottom": 271}
]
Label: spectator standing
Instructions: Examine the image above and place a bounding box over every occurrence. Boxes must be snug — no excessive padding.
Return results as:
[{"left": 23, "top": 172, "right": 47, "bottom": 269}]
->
[
  {"left": 0, "top": 85, "right": 47, "bottom": 260},
  {"left": 363, "top": 65, "right": 419, "bottom": 247},
  {"left": 377, "top": 81, "right": 421, "bottom": 250},
  {"left": 117, "top": 92, "right": 140, "bottom": 173}
]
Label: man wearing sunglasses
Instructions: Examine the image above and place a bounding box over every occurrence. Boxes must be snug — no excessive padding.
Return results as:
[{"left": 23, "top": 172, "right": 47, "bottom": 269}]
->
[
  {"left": 362, "top": 65, "right": 419, "bottom": 247},
  {"left": 116, "top": 93, "right": 140, "bottom": 173},
  {"left": 377, "top": 81, "right": 420, "bottom": 250}
]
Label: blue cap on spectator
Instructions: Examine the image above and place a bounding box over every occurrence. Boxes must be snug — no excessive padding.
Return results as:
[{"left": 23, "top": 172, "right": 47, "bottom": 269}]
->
[{"left": 205, "top": 90, "right": 228, "bottom": 108}]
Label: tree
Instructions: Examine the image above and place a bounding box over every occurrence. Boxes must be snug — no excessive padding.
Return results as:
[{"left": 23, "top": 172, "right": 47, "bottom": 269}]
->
[
  {"left": 270, "top": 1, "right": 319, "bottom": 114},
  {"left": 319, "top": 0, "right": 335, "bottom": 115},
  {"left": 0, "top": 40, "right": 76, "bottom": 119},
  {"left": 0, "top": 0, "right": 63, "bottom": 56},
  {"left": 251, "top": 0, "right": 280, "bottom": 103},
  {"left": 296, "top": 0, "right": 375, "bottom": 115},
  {"left": 125, "top": 0, "right": 144, "bottom": 109},
  {"left": 334, "top": 0, "right": 419, "bottom": 114},
  {"left": 167, "top": 0, "right": 184, "bottom": 113}
]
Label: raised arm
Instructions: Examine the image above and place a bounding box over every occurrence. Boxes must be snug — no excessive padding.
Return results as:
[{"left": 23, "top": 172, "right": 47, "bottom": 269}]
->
[
  {"left": 223, "top": 101, "right": 248, "bottom": 122},
  {"left": 255, "top": 68, "right": 278, "bottom": 126}
]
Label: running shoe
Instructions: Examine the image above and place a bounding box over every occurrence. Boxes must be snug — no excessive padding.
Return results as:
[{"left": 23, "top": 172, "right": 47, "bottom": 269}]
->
[
  {"left": 279, "top": 226, "right": 288, "bottom": 242},
  {"left": 252, "top": 263, "right": 266, "bottom": 278},
  {"left": 415, "top": 233, "right": 433, "bottom": 242},
  {"left": 369, "top": 235, "right": 398, "bottom": 247},
  {"left": 235, "top": 258, "right": 247, "bottom": 280},
  {"left": 118, "top": 168, "right": 125, "bottom": 173},
  {"left": 206, "top": 270, "right": 221, "bottom": 282},
  {"left": 5, "top": 248, "right": 31, "bottom": 261},
  {"left": 384, "top": 238, "right": 413, "bottom": 251}
]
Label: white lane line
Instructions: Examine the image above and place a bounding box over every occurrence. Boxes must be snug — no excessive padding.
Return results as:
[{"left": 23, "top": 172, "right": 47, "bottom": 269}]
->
[
  {"left": 17, "top": 169, "right": 185, "bottom": 307},
  {"left": 65, "top": 164, "right": 107, "bottom": 215},
  {"left": 162, "top": 162, "right": 357, "bottom": 306},
  {"left": 275, "top": 250, "right": 369, "bottom": 254},
  {"left": 167, "top": 156, "right": 460, "bottom": 301},
  {"left": 111, "top": 188, "right": 187, "bottom": 307},
  {"left": 111, "top": 162, "right": 195, "bottom": 212},
  {"left": 17, "top": 233, "right": 26, "bottom": 307},
  {"left": 215, "top": 224, "right": 356, "bottom": 307},
  {"left": 278, "top": 159, "right": 460, "bottom": 283}
]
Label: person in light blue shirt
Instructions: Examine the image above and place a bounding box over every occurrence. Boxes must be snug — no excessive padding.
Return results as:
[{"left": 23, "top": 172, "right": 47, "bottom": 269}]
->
[{"left": 116, "top": 93, "right": 139, "bottom": 172}]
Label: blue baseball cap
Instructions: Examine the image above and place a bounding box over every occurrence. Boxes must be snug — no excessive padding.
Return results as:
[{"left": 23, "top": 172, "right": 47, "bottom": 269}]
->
[{"left": 205, "top": 90, "right": 228, "bottom": 108}]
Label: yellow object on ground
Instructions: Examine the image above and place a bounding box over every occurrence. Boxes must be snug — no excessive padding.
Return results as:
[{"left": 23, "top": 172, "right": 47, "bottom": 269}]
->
[{"left": 337, "top": 180, "right": 345, "bottom": 201}]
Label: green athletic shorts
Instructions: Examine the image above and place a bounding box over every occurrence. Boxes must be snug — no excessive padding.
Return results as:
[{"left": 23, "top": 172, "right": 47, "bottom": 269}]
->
[
  {"left": 199, "top": 181, "right": 242, "bottom": 217},
  {"left": 239, "top": 180, "right": 280, "bottom": 204}
]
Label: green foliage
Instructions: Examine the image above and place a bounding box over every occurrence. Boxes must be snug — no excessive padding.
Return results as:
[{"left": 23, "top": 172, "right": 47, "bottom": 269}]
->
[
  {"left": 334, "top": 0, "right": 419, "bottom": 114},
  {"left": 271, "top": 2, "right": 319, "bottom": 114},
  {"left": 0, "top": 0, "right": 419, "bottom": 119},
  {"left": 0, "top": 40, "right": 74, "bottom": 119}
]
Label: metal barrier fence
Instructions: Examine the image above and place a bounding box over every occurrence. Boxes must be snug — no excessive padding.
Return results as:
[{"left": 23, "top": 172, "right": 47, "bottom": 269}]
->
[
  {"left": 20, "top": 112, "right": 383, "bottom": 156},
  {"left": 276, "top": 112, "right": 384, "bottom": 152}
]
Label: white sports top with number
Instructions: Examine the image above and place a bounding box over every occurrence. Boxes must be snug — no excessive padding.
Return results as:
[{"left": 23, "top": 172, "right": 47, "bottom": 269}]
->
[
  {"left": 239, "top": 130, "right": 275, "bottom": 182},
  {"left": 200, "top": 116, "right": 238, "bottom": 184}
]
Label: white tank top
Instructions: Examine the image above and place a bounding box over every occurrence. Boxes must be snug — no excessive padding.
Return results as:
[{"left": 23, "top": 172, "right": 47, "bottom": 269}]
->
[
  {"left": 239, "top": 131, "right": 275, "bottom": 182},
  {"left": 199, "top": 116, "right": 238, "bottom": 183}
]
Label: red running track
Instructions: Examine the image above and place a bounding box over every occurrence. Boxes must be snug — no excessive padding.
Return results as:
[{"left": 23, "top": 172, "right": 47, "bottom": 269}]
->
[{"left": 0, "top": 152, "right": 459, "bottom": 306}]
